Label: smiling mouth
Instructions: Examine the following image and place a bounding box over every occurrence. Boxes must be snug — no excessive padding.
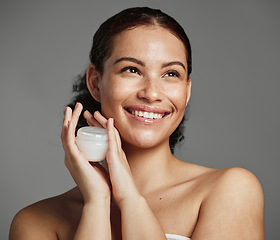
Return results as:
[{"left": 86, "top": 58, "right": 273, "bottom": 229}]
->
[{"left": 125, "top": 108, "right": 169, "bottom": 120}]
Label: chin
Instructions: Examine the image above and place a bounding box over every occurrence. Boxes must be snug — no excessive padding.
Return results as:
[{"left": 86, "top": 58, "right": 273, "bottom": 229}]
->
[{"left": 122, "top": 132, "right": 169, "bottom": 150}]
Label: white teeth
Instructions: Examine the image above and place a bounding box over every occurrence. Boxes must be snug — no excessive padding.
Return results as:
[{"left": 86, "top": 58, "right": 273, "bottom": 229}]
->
[{"left": 130, "top": 110, "right": 164, "bottom": 119}]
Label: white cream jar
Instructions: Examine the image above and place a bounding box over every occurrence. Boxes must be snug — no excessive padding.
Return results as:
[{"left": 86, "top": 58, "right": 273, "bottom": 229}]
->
[{"left": 76, "top": 126, "right": 108, "bottom": 162}]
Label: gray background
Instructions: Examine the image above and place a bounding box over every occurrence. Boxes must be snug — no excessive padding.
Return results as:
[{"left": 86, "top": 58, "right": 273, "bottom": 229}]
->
[{"left": 1, "top": 0, "right": 279, "bottom": 239}]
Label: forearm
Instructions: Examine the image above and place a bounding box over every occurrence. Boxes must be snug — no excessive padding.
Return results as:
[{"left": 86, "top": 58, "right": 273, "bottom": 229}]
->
[
  {"left": 120, "top": 196, "right": 167, "bottom": 240},
  {"left": 74, "top": 199, "right": 111, "bottom": 240}
]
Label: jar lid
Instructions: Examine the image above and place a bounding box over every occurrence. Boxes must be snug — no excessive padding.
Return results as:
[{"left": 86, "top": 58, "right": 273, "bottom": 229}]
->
[{"left": 76, "top": 126, "right": 108, "bottom": 141}]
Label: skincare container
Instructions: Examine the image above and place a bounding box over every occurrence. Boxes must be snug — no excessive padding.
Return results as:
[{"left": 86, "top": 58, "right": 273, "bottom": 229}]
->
[{"left": 76, "top": 126, "right": 108, "bottom": 162}]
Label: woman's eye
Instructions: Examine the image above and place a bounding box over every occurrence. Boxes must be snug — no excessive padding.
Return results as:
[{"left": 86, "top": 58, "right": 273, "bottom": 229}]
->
[
  {"left": 121, "top": 67, "right": 140, "bottom": 75},
  {"left": 164, "top": 71, "right": 180, "bottom": 78}
]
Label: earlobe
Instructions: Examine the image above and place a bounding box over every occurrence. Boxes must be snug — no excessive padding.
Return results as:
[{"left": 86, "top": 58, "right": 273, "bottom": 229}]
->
[{"left": 86, "top": 64, "right": 101, "bottom": 103}]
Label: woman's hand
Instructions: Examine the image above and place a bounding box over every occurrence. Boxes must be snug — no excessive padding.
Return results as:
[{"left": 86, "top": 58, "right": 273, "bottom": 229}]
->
[
  {"left": 84, "top": 110, "right": 141, "bottom": 208},
  {"left": 61, "top": 103, "right": 111, "bottom": 204}
]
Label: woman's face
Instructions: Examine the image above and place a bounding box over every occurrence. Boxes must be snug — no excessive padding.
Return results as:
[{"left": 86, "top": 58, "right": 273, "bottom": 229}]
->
[{"left": 88, "top": 26, "right": 191, "bottom": 149}]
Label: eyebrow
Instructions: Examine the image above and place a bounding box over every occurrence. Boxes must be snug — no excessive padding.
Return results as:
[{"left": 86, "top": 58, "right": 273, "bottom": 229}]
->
[
  {"left": 162, "top": 61, "right": 186, "bottom": 71},
  {"left": 113, "top": 57, "right": 186, "bottom": 71},
  {"left": 113, "top": 57, "right": 145, "bottom": 66}
]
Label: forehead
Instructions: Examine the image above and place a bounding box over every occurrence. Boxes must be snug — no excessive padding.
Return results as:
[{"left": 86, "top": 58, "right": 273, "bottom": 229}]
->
[{"left": 108, "top": 26, "right": 187, "bottom": 63}]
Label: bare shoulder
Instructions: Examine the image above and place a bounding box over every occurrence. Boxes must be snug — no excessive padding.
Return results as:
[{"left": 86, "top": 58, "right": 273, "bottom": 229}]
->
[
  {"left": 175, "top": 160, "right": 263, "bottom": 199},
  {"left": 192, "top": 167, "right": 265, "bottom": 239},
  {"left": 182, "top": 163, "right": 264, "bottom": 197},
  {"left": 9, "top": 188, "right": 82, "bottom": 240},
  {"left": 206, "top": 167, "right": 264, "bottom": 201},
  {"left": 9, "top": 196, "right": 62, "bottom": 240}
]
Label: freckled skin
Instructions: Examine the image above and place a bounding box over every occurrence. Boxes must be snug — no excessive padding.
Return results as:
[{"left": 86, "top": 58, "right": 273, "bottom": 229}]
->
[{"left": 96, "top": 26, "right": 191, "bottom": 150}]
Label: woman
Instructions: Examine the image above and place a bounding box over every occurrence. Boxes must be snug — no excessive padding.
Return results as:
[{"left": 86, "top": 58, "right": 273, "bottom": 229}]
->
[{"left": 9, "top": 7, "right": 265, "bottom": 240}]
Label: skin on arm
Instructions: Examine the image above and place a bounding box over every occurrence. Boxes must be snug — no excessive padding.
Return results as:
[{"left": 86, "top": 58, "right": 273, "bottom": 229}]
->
[
  {"left": 191, "top": 167, "right": 265, "bottom": 240},
  {"left": 120, "top": 196, "right": 167, "bottom": 240},
  {"left": 74, "top": 200, "right": 111, "bottom": 240},
  {"left": 61, "top": 103, "right": 111, "bottom": 240}
]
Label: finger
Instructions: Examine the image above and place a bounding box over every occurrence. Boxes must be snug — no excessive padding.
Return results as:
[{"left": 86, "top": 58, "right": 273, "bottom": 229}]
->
[
  {"left": 63, "top": 106, "right": 72, "bottom": 127},
  {"left": 63, "top": 106, "right": 81, "bottom": 155},
  {"left": 93, "top": 111, "right": 108, "bottom": 129},
  {"left": 107, "top": 118, "right": 119, "bottom": 160},
  {"left": 67, "top": 121, "right": 78, "bottom": 146},
  {"left": 101, "top": 118, "right": 122, "bottom": 149},
  {"left": 65, "top": 103, "right": 82, "bottom": 143},
  {"left": 105, "top": 117, "right": 122, "bottom": 150},
  {"left": 61, "top": 107, "right": 73, "bottom": 146},
  {"left": 71, "top": 102, "right": 83, "bottom": 128},
  {"left": 84, "top": 110, "right": 103, "bottom": 128},
  {"left": 113, "top": 127, "right": 122, "bottom": 150}
]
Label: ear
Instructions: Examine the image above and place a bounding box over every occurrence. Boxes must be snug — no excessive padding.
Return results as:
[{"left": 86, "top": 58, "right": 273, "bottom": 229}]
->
[
  {"left": 86, "top": 64, "right": 101, "bottom": 103},
  {"left": 186, "top": 77, "right": 192, "bottom": 106}
]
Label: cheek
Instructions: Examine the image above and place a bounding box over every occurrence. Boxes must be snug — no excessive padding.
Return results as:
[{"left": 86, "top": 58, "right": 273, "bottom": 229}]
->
[
  {"left": 99, "top": 82, "right": 128, "bottom": 117},
  {"left": 102, "top": 76, "right": 135, "bottom": 104},
  {"left": 100, "top": 77, "right": 119, "bottom": 103},
  {"left": 104, "top": 86, "right": 127, "bottom": 104},
  {"left": 167, "top": 87, "right": 188, "bottom": 110}
]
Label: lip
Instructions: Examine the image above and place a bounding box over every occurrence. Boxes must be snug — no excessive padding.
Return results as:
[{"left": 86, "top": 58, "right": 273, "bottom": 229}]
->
[
  {"left": 126, "top": 105, "right": 170, "bottom": 114},
  {"left": 124, "top": 105, "right": 171, "bottom": 124}
]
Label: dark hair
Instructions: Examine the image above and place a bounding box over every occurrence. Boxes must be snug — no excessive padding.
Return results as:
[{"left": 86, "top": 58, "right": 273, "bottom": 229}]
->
[{"left": 68, "top": 7, "right": 192, "bottom": 153}]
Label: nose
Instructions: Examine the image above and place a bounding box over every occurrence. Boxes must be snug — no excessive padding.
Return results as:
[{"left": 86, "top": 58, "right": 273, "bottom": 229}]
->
[{"left": 137, "top": 76, "right": 163, "bottom": 103}]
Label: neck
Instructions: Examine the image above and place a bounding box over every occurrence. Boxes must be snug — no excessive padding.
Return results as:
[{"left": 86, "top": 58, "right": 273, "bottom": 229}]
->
[{"left": 121, "top": 139, "right": 176, "bottom": 195}]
